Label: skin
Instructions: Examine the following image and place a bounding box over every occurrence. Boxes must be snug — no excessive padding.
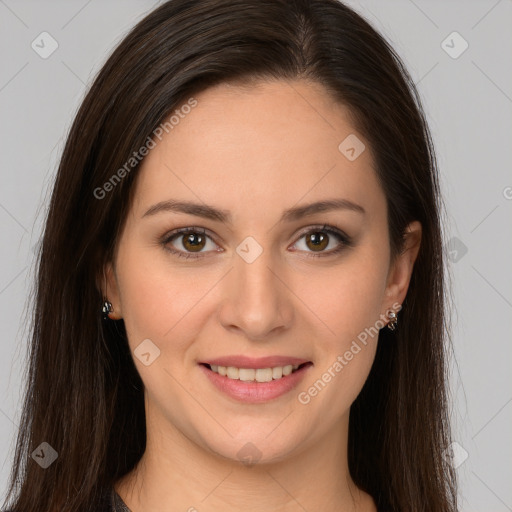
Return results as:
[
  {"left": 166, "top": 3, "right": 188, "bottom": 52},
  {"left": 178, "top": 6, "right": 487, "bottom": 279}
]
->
[{"left": 104, "top": 79, "right": 421, "bottom": 512}]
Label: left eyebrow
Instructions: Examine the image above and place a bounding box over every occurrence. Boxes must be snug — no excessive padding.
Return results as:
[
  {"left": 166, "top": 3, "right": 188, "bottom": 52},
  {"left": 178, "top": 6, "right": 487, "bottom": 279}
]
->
[
  {"left": 141, "top": 198, "right": 366, "bottom": 223},
  {"left": 280, "top": 198, "right": 366, "bottom": 222}
]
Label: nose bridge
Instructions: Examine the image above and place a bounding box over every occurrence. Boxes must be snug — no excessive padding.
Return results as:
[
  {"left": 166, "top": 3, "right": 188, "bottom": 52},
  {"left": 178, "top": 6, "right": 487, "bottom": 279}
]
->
[
  {"left": 218, "top": 235, "right": 291, "bottom": 338},
  {"left": 234, "top": 238, "right": 281, "bottom": 310}
]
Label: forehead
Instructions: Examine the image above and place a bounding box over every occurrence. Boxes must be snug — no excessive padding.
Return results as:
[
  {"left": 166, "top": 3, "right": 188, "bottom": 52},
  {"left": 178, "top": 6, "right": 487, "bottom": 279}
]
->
[{"left": 132, "top": 80, "right": 385, "bottom": 224}]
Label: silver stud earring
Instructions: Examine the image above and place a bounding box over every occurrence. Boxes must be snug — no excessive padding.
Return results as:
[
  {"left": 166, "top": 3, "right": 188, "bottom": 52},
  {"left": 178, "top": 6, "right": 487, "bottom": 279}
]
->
[
  {"left": 102, "top": 300, "right": 113, "bottom": 320},
  {"left": 386, "top": 310, "right": 398, "bottom": 331}
]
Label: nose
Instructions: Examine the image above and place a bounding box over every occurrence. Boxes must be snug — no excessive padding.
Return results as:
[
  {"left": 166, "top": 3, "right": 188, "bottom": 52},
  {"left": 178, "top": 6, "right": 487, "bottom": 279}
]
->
[{"left": 217, "top": 247, "right": 294, "bottom": 341}]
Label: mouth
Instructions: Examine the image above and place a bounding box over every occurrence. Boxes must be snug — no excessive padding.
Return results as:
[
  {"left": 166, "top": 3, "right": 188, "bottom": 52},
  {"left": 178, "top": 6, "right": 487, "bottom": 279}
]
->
[
  {"left": 198, "top": 361, "right": 314, "bottom": 403},
  {"left": 199, "top": 362, "right": 313, "bottom": 382}
]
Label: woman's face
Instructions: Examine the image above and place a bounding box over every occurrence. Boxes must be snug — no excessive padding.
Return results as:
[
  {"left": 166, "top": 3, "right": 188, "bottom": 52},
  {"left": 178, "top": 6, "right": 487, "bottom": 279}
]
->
[{"left": 105, "top": 79, "right": 420, "bottom": 464}]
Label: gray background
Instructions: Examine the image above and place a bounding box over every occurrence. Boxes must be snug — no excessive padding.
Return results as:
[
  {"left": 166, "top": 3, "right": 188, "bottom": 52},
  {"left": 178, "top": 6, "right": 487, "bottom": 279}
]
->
[{"left": 1, "top": 0, "right": 511, "bottom": 510}]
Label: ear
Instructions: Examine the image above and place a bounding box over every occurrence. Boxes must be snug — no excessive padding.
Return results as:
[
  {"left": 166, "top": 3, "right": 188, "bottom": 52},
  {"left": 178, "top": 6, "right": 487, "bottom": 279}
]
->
[
  {"left": 100, "top": 261, "right": 123, "bottom": 320},
  {"left": 382, "top": 220, "right": 422, "bottom": 315}
]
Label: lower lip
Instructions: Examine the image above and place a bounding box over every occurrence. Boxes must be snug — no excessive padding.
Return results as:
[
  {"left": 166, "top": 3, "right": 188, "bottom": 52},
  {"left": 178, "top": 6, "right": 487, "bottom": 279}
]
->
[{"left": 199, "top": 363, "right": 313, "bottom": 404}]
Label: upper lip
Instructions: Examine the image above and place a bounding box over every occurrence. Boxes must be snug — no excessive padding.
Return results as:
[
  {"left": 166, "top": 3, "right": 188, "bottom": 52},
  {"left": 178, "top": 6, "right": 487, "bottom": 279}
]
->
[{"left": 200, "top": 355, "right": 312, "bottom": 369}]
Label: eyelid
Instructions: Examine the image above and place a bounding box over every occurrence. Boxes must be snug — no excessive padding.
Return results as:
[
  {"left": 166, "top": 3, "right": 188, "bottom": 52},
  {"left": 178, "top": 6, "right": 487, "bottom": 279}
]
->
[{"left": 292, "top": 223, "right": 350, "bottom": 244}]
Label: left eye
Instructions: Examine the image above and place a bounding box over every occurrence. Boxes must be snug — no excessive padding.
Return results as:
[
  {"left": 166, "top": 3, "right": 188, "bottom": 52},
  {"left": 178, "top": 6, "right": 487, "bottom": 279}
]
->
[{"left": 291, "top": 226, "right": 350, "bottom": 256}]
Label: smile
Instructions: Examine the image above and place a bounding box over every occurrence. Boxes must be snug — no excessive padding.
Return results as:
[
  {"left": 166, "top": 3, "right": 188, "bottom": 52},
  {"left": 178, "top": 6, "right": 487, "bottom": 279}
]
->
[
  {"left": 205, "top": 363, "right": 308, "bottom": 382},
  {"left": 198, "top": 362, "right": 314, "bottom": 403}
]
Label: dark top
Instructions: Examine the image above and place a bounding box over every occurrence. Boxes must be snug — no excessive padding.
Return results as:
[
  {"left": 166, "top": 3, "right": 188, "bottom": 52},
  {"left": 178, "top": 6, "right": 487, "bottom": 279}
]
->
[{"left": 111, "top": 488, "right": 131, "bottom": 511}]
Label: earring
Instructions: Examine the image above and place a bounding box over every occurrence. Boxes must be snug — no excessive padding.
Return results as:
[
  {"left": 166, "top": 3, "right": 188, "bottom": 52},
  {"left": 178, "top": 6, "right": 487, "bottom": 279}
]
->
[
  {"left": 386, "top": 310, "right": 398, "bottom": 331},
  {"left": 102, "top": 299, "right": 113, "bottom": 320}
]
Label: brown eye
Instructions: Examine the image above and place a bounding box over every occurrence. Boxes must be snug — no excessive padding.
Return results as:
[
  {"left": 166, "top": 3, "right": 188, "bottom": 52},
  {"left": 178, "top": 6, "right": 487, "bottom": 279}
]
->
[
  {"left": 161, "top": 227, "right": 219, "bottom": 259},
  {"left": 291, "top": 225, "right": 352, "bottom": 258},
  {"left": 162, "top": 224, "right": 352, "bottom": 261},
  {"left": 181, "top": 231, "right": 206, "bottom": 252},
  {"left": 305, "top": 231, "right": 329, "bottom": 252}
]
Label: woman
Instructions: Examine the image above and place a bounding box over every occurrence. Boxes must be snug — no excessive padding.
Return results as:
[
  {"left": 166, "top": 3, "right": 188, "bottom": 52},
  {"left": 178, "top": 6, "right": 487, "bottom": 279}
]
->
[{"left": 2, "top": 0, "right": 458, "bottom": 511}]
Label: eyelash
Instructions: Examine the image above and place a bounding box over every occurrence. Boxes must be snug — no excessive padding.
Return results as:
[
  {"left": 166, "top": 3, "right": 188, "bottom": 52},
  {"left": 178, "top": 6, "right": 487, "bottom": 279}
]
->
[{"left": 160, "top": 224, "right": 353, "bottom": 260}]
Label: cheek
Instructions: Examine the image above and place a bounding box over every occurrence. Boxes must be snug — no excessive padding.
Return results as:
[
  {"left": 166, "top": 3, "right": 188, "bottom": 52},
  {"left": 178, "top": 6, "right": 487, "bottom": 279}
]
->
[
  {"left": 299, "top": 251, "right": 388, "bottom": 345},
  {"left": 294, "top": 247, "right": 388, "bottom": 410},
  {"left": 115, "top": 244, "right": 216, "bottom": 355}
]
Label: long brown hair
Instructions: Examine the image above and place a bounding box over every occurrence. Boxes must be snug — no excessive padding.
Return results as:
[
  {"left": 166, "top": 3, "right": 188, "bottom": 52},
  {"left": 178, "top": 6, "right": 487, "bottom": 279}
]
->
[{"left": 3, "top": 1, "right": 457, "bottom": 510}]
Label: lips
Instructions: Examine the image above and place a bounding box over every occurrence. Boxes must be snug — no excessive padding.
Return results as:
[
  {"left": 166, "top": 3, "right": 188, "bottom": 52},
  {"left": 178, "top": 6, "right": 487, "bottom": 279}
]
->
[
  {"left": 200, "top": 355, "right": 311, "bottom": 369},
  {"left": 199, "top": 360, "right": 313, "bottom": 403}
]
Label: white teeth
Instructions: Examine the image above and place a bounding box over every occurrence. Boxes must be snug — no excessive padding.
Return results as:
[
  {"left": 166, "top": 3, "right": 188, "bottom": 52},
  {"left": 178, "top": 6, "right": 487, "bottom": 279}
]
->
[
  {"left": 208, "top": 363, "right": 303, "bottom": 381},
  {"left": 282, "top": 364, "right": 293, "bottom": 376},
  {"left": 255, "top": 368, "right": 273, "bottom": 382},
  {"left": 272, "top": 366, "right": 283, "bottom": 379},
  {"left": 227, "top": 366, "right": 239, "bottom": 379},
  {"left": 239, "top": 368, "right": 255, "bottom": 381}
]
